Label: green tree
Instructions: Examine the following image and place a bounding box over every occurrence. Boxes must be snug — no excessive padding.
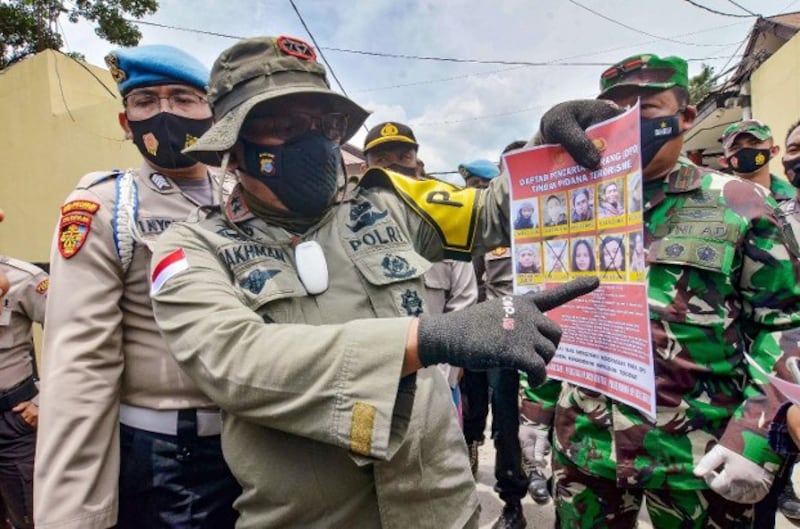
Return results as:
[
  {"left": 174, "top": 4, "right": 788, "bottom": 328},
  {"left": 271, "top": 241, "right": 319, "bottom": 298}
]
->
[
  {"left": 689, "top": 63, "right": 716, "bottom": 105},
  {"left": 0, "top": 0, "right": 158, "bottom": 70}
]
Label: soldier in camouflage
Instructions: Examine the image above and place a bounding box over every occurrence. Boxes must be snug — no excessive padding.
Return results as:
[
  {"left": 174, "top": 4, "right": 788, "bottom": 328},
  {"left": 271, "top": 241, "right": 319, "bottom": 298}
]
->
[
  {"left": 719, "top": 119, "right": 795, "bottom": 202},
  {"left": 719, "top": 118, "right": 800, "bottom": 527},
  {"left": 520, "top": 53, "right": 800, "bottom": 528}
]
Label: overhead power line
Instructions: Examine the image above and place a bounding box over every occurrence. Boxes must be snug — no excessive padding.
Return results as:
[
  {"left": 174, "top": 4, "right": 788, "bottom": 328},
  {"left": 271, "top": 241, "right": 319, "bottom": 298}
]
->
[
  {"left": 726, "top": 0, "right": 760, "bottom": 16},
  {"left": 682, "top": 0, "right": 754, "bottom": 18},
  {"left": 127, "top": 19, "right": 743, "bottom": 68},
  {"left": 567, "top": 0, "right": 746, "bottom": 45},
  {"left": 287, "top": 0, "right": 352, "bottom": 105}
]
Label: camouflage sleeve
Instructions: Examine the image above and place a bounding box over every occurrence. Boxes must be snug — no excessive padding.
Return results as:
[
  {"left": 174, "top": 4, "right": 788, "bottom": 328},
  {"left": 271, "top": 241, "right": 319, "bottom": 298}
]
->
[
  {"left": 519, "top": 372, "right": 561, "bottom": 426},
  {"left": 719, "top": 194, "right": 800, "bottom": 468}
]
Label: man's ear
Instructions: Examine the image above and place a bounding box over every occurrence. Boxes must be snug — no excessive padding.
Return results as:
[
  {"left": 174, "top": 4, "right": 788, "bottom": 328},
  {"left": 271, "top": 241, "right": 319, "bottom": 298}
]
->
[
  {"left": 718, "top": 155, "right": 730, "bottom": 169},
  {"left": 771, "top": 144, "right": 781, "bottom": 157},
  {"left": 679, "top": 105, "right": 697, "bottom": 132},
  {"left": 359, "top": 162, "right": 368, "bottom": 174},
  {"left": 118, "top": 112, "right": 133, "bottom": 139}
]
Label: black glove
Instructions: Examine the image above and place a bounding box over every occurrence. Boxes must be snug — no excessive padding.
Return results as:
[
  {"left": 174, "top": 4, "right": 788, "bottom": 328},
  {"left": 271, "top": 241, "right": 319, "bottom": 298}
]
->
[
  {"left": 540, "top": 100, "right": 624, "bottom": 169},
  {"left": 417, "top": 277, "right": 599, "bottom": 386}
]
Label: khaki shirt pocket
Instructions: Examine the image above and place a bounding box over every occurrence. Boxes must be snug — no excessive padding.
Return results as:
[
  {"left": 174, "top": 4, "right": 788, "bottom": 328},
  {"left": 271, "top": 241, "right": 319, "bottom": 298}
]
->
[
  {"left": 351, "top": 250, "right": 432, "bottom": 318},
  {"left": 231, "top": 257, "right": 306, "bottom": 324}
]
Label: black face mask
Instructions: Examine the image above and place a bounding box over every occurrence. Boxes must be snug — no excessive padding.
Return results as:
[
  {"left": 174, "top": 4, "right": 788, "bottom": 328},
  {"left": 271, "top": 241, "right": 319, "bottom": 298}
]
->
[
  {"left": 784, "top": 158, "right": 800, "bottom": 187},
  {"left": 241, "top": 131, "right": 341, "bottom": 217},
  {"left": 128, "top": 113, "right": 213, "bottom": 169},
  {"left": 727, "top": 148, "right": 770, "bottom": 174},
  {"left": 640, "top": 115, "right": 681, "bottom": 168}
]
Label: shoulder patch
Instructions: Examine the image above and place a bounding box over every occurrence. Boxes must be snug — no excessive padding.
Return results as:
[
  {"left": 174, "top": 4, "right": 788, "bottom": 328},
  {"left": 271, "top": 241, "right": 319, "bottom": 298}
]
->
[
  {"left": 61, "top": 200, "right": 100, "bottom": 216},
  {"left": 57, "top": 200, "right": 100, "bottom": 259},
  {"left": 360, "top": 168, "right": 480, "bottom": 256},
  {"left": 58, "top": 212, "right": 93, "bottom": 259},
  {"left": 151, "top": 248, "right": 189, "bottom": 296},
  {"left": 35, "top": 278, "right": 49, "bottom": 295}
]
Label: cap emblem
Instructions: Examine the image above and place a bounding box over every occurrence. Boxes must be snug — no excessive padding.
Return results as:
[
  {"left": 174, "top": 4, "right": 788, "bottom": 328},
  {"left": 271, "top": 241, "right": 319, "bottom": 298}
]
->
[
  {"left": 276, "top": 36, "right": 316, "bottom": 61},
  {"left": 104, "top": 53, "right": 126, "bottom": 83},
  {"left": 381, "top": 123, "right": 399, "bottom": 137}
]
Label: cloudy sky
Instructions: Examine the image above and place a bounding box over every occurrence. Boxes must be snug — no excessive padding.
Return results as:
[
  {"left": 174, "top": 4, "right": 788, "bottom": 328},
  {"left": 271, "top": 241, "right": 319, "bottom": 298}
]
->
[{"left": 58, "top": 0, "right": 798, "bottom": 179}]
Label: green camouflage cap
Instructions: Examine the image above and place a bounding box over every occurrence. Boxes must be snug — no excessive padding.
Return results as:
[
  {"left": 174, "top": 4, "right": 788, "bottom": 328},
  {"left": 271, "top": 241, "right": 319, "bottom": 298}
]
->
[
  {"left": 185, "top": 35, "right": 370, "bottom": 165},
  {"left": 721, "top": 119, "right": 773, "bottom": 150},
  {"left": 598, "top": 54, "right": 688, "bottom": 99}
]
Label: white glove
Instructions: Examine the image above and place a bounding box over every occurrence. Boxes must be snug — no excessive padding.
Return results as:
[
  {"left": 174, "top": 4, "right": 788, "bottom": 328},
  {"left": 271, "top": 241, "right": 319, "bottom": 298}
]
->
[
  {"left": 518, "top": 422, "right": 551, "bottom": 469},
  {"left": 692, "top": 444, "right": 774, "bottom": 503}
]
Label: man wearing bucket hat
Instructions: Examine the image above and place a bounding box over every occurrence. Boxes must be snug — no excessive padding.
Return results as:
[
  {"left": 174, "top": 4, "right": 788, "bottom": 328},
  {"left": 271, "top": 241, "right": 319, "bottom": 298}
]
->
[
  {"left": 147, "top": 35, "right": 598, "bottom": 528},
  {"left": 34, "top": 45, "right": 240, "bottom": 529},
  {"left": 519, "top": 53, "right": 800, "bottom": 527}
]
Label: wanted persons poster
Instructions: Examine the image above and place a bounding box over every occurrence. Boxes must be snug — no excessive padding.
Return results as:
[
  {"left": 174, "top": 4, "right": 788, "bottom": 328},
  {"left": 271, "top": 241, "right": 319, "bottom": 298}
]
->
[{"left": 504, "top": 103, "right": 655, "bottom": 419}]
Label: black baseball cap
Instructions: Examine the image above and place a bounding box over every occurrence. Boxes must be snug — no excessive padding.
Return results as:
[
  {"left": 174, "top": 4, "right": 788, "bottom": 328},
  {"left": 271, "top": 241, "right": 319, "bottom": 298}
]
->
[{"left": 363, "top": 122, "right": 418, "bottom": 153}]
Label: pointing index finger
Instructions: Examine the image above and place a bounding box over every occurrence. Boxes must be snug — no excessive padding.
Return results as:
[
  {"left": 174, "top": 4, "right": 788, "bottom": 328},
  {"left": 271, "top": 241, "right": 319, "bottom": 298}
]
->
[{"left": 529, "top": 277, "right": 599, "bottom": 312}]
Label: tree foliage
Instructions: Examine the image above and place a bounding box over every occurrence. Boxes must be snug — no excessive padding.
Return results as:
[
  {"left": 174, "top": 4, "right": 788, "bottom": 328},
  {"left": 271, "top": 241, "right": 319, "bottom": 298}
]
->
[
  {"left": 689, "top": 63, "right": 717, "bottom": 105},
  {"left": 0, "top": 0, "right": 158, "bottom": 70}
]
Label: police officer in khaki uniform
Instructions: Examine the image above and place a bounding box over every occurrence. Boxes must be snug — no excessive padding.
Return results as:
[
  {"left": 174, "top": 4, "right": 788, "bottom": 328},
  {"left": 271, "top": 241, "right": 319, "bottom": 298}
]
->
[
  {"left": 147, "top": 35, "right": 598, "bottom": 529},
  {"left": 34, "top": 46, "right": 239, "bottom": 529},
  {"left": 362, "top": 121, "right": 478, "bottom": 403},
  {"left": 0, "top": 253, "right": 46, "bottom": 529}
]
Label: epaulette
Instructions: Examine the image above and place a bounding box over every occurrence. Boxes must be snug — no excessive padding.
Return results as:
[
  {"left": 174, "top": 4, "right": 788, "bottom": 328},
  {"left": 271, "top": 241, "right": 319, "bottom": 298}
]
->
[
  {"left": 360, "top": 167, "right": 481, "bottom": 257},
  {"left": 77, "top": 169, "right": 125, "bottom": 190},
  {"left": 0, "top": 256, "right": 46, "bottom": 278}
]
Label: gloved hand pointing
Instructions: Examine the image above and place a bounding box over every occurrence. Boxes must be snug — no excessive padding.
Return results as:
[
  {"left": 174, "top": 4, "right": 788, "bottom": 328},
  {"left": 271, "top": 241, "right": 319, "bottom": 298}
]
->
[
  {"left": 693, "top": 444, "right": 774, "bottom": 503},
  {"left": 417, "top": 277, "right": 599, "bottom": 386},
  {"left": 539, "top": 99, "right": 624, "bottom": 169}
]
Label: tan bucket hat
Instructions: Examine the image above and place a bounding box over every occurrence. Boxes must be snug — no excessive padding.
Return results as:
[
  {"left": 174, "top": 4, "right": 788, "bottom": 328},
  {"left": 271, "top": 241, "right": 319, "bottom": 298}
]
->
[{"left": 184, "top": 35, "right": 369, "bottom": 165}]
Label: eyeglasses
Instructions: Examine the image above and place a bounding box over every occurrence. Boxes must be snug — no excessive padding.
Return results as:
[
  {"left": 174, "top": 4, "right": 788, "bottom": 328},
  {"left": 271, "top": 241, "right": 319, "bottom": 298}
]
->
[
  {"left": 242, "top": 112, "right": 349, "bottom": 144},
  {"left": 124, "top": 91, "right": 209, "bottom": 118}
]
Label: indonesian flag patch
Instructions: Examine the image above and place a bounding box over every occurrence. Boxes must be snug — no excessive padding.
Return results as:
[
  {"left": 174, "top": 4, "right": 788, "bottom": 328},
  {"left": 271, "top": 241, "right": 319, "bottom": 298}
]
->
[
  {"left": 58, "top": 200, "right": 100, "bottom": 259},
  {"left": 151, "top": 248, "right": 189, "bottom": 295}
]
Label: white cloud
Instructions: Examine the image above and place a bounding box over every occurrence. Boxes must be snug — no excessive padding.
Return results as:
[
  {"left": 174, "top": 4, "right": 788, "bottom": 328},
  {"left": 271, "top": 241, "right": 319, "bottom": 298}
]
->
[{"left": 55, "top": 0, "right": 784, "bottom": 172}]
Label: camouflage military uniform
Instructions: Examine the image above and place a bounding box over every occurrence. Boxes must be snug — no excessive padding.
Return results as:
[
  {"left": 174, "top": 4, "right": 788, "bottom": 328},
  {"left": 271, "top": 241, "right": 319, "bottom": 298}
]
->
[
  {"left": 522, "top": 157, "right": 800, "bottom": 528},
  {"left": 767, "top": 173, "right": 795, "bottom": 204}
]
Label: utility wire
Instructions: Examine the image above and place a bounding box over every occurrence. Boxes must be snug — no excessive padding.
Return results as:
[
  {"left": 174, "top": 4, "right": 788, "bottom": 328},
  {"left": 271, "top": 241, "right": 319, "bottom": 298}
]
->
[
  {"left": 682, "top": 0, "right": 754, "bottom": 18},
  {"left": 355, "top": 54, "right": 743, "bottom": 93},
  {"left": 567, "top": 0, "right": 745, "bottom": 45},
  {"left": 125, "top": 19, "right": 743, "bottom": 65},
  {"left": 726, "top": 0, "right": 760, "bottom": 16},
  {"left": 287, "top": 1, "right": 351, "bottom": 102}
]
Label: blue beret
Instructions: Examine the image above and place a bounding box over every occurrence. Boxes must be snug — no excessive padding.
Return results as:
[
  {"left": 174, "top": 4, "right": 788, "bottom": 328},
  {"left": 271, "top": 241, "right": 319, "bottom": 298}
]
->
[
  {"left": 458, "top": 159, "right": 500, "bottom": 181},
  {"left": 104, "top": 45, "right": 209, "bottom": 95}
]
